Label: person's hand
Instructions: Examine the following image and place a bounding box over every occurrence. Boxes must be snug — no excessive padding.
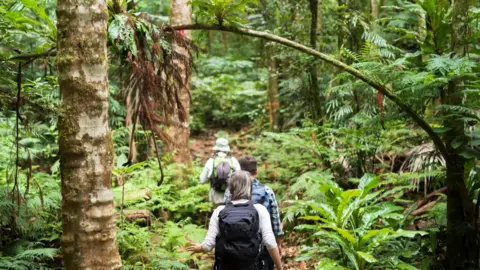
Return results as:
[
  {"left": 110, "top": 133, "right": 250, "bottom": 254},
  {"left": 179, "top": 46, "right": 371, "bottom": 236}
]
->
[
  {"left": 185, "top": 243, "right": 203, "bottom": 253},
  {"left": 183, "top": 236, "right": 204, "bottom": 253},
  {"left": 276, "top": 237, "right": 283, "bottom": 256}
]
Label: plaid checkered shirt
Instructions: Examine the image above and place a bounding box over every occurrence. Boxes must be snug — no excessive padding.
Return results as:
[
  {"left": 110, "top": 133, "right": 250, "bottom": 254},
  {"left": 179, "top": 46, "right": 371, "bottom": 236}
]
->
[{"left": 224, "top": 178, "right": 284, "bottom": 237}]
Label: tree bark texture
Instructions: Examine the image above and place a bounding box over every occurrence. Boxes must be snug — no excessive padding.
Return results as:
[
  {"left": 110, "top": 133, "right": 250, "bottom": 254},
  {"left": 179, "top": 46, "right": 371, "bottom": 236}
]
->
[
  {"left": 56, "top": 0, "right": 121, "bottom": 269},
  {"left": 445, "top": 0, "right": 477, "bottom": 268},
  {"left": 167, "top": 0, "right": 192, "bottom": 165},
  {"left": 266, "top": 43, "right": 280, "bottom": 131},
  {"left": 308, "top": 0, "right": 323, "bottom": 121}
]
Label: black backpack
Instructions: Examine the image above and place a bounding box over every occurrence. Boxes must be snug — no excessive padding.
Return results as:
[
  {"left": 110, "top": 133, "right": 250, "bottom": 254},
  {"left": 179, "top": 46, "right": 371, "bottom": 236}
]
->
[
  {"left": 215, "top": 201, "right": 263, "bottom": 270},
  {"left": 210, "top": 156, "right": 234, "bottom": 192}
]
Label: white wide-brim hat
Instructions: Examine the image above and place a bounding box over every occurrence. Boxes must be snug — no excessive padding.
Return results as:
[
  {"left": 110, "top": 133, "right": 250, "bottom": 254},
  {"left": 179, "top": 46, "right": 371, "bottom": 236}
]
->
[{"left": 212, "top": 138, "right": 231, "bottom": 152}]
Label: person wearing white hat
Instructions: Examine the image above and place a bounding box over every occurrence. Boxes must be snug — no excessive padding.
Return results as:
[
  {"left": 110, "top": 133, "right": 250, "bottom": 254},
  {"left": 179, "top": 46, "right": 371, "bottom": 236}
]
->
[{"left": 200, "top": 138, "right": 241, "bottom": 204}]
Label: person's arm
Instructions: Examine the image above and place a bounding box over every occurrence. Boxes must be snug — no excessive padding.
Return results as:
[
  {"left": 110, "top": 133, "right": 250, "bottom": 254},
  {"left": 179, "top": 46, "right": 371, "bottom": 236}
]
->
[
  {"left": 266, "top": 187, "right": 284, "bottom": 237},
  {"left": 255, "top": 205, "right": 282, "bottom": 270},
  {"left": 268, "top": 248, "right": 283, "bottom": 270},
  {"left": 186, "top": 206, "right": 222, "bottom": 253},
  {"left": 199, "top": 159, "right": 213, "bottom": 184}
]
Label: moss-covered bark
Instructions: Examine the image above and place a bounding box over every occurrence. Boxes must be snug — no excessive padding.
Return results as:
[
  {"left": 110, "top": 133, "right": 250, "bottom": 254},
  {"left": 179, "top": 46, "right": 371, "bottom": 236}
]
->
[
  {"left": 56, "top": 0, "right": 121, "bottom": 268},
  {"left": 166, "top": 0, "right": 192, "bottom": 165}
]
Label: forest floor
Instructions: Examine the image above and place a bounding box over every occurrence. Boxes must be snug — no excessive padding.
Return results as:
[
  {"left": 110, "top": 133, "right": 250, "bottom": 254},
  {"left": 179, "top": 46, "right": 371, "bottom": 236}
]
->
[{"left": 189, "top": 131, "right": 305, "bottom": 269}]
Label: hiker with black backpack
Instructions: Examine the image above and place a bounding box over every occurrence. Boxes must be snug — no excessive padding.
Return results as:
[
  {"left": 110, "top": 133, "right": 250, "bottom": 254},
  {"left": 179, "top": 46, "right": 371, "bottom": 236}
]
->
[
  {"left": 187, "top": 170, "right": 283, "bottom": 270},
  {"left": 224, "top": 156, "right": 283, "bottom": 270},
  {"left": 200, "top": 138, "right": 241, "bottom": 205}
]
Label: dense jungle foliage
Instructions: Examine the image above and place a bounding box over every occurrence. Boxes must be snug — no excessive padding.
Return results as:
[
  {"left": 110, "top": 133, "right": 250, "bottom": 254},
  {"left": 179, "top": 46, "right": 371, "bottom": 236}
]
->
[{"left": 0, "top": 0, "right": 479, "bottom": 269}]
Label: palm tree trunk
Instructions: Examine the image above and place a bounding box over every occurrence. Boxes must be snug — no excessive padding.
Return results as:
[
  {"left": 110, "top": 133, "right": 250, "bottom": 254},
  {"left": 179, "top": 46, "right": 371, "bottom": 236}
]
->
[
  {"left": 167, "top": 0, "right": 192, "bottom": 165},
  {"left": 56, "top": 0, "right": 121, "bottom": 269}
]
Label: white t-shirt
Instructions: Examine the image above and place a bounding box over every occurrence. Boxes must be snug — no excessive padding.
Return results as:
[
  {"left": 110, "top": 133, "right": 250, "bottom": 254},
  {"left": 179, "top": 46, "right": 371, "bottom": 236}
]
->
[
  {"left": 199, "top": 153, "right": 241, "bottom": 204},
  {"left": 201, "top": 199, "right": 278, "bottom": 252}
]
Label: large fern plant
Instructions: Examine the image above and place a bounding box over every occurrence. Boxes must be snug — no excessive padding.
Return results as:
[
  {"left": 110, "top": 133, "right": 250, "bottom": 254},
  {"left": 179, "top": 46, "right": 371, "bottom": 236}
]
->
[{"left": 296, "top": 174, "right": 426, "bottom": 270}]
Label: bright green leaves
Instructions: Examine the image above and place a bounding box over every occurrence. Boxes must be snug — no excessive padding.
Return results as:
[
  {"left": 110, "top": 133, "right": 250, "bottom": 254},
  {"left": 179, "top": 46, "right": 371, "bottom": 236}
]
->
[
  {"left": 0, "top": 0, "right": 55, "bottom": 58},
  {"left": 356, "top": 251, "right": 377, "bottom": 263},
  {"left": 296, "top": 177, "right": 426, "bottom": 269},
  {"left": 414, "top": 0, "right": 451, "bottom": 54},
  {"left": 188, "top": 0, "right": 259, "bottom": 26},
  {"left": 19, "top": 0, "right": 55, "bottom": 35}
]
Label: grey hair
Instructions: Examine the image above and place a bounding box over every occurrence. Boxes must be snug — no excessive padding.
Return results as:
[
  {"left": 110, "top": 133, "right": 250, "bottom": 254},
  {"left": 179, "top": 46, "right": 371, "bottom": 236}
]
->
[{"left": 228, "top": 170, "right": 253, "bottom": 201}]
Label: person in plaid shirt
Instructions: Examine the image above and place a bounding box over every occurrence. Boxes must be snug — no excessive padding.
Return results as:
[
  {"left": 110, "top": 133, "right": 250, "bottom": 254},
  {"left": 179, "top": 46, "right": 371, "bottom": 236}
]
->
[{"left": 224, "top": 155, "right": 283, "bottom": 270}]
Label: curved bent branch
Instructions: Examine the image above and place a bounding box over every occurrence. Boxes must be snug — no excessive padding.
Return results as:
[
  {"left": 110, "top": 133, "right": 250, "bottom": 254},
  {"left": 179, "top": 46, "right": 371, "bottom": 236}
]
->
[{"left": 168, "top": 23, "right": 450, "bottom": 161}]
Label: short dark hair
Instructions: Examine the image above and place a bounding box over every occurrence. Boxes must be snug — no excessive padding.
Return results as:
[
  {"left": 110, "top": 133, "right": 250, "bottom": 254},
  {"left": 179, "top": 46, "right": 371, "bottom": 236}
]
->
[{"left": 239, "top": 155, "right": 257, "bottom": 174}]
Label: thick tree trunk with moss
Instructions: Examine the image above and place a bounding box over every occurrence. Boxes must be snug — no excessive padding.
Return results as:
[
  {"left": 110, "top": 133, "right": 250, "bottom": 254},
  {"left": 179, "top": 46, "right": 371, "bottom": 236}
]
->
[
  {"left": 167, "top": 0, "right": 192, "bottom": 165},
  {"left": 445, "top": 0, "right": 478, "bottom": 268},
  {"left": 56, "top": 1, "right": 121, "bottom": 269}
]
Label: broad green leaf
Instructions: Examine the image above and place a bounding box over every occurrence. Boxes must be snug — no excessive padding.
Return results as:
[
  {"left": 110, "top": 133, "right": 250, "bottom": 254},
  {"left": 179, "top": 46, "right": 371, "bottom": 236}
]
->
[
  {"left": 311, "top": 203, "right": 337, "bottom": 223},
  {"left": 356, "top": 251, "right": 377, "bottom": 263},
  {"left": 315, "top": 231, "right": 360, "bottom": 270},
  {"left": 362, "top": 203, "right": 404, "bottom": 227},
  {"left": 459, "top": 147, "right": 480, "bottom": 159},
  {"left": 315, "top": 259, "right": 349, "bottom": 270},
  {"left": 360, "top": 228, "right": 394, "bottom": 244},
  {"left": 451, "top": 136, "right": 465, "bottom": 149},
  {"left": 116, "top": 153, "right": 128, "bottom": 168},
  {"left": 433, "top": 127, "right": 451, "bottom": 133},
  {"left": 396, "top": 263, "right": 419, "bottom": 270},
  {"left": 393, "top": 229, "right": 427, "bottom": 238},
  {"left": 320, "top": 226, "right": 357, "bottom": 244},
  {"left": 358, "top": 174, "right": 380, "bottom": 196},
  {"left": 470, "top": 140, "right": 480, "bottom": 146},
  {"left": 336, "top": 189, "right": 361, "bottom": 225}
]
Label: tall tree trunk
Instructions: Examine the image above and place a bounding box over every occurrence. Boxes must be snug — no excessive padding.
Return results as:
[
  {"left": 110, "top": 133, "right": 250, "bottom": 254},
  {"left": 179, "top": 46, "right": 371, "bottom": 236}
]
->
[
  {"left": 260, "top": 0, "right": 281, "bottom": 130},
  {"left": 167, "top": 0, "right": 192, "bottom": 165},
  {"left": 371, "top": 0, "right": 378, "bottom": 21},
  {"left": 266, "top": 43, "right": 280, "bottom": 131},
  {"left": 445, "top": 0, "right": 477, "bottom": 268},
  {"left": 207, "top": 31, "right": 213, "bottom": 54},
  {"left": 317, "top": 0, "right": 323, "bottom": 37},
  {"left": 56, "top": 0, "right": 121, "bottom": 269},
  {"left": 308, "top": 0, "right": 323, "bottom": 122}
]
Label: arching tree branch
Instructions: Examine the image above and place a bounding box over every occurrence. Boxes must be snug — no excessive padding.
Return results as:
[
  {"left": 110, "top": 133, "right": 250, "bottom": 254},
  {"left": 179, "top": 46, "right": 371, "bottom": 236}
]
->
[
  {"left": 3, "top": 48, "right": 56, "bottom": 62},
  {"left": 167, "top": 23, "right": 450, "bottom": 161}
]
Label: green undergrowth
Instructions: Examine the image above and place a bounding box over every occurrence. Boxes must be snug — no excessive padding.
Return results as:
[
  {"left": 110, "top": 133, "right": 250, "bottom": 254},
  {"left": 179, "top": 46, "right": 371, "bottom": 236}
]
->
[
  {"left": 112, "top": 158, "right": 215, "bottom": 269},
  {"left": 233, "top": 124, "right": 450, "bottom": 269}
]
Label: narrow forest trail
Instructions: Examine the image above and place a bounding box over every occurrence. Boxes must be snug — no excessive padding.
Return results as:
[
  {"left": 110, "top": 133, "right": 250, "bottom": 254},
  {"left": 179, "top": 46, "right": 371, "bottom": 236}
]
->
[{"left": 189, "top": 132, "right": 306, "bottom": 270}]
